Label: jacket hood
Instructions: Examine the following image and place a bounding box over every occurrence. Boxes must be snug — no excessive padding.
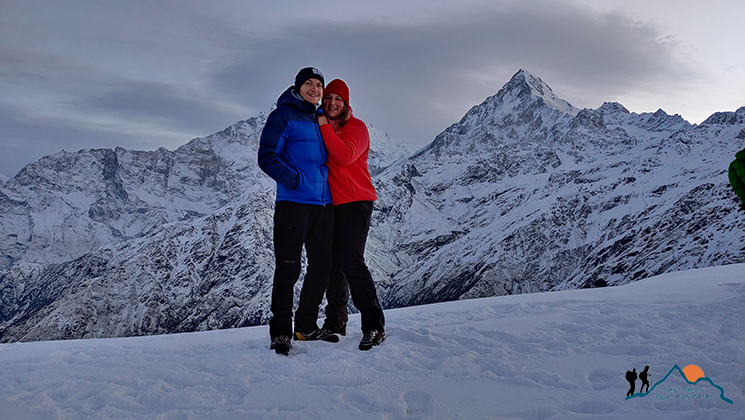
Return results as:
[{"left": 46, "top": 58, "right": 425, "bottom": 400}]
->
[{"left": 277, "top": 87, "right": 319, "bottom": 113}]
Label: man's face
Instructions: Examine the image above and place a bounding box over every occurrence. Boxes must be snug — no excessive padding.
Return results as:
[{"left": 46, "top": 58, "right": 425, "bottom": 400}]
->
[{"left": 298, "top": 78, "right": 324, "bottom": 104}]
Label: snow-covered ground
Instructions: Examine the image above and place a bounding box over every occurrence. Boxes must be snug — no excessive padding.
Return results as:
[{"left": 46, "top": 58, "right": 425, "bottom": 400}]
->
[{"left": 1, "top": 264, "right": 743, "bottom": 419}]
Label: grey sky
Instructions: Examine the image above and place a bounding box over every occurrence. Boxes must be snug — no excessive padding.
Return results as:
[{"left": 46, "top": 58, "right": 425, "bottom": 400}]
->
[{"left": 1, "top": 0, "right": 743, "bottom": 178}]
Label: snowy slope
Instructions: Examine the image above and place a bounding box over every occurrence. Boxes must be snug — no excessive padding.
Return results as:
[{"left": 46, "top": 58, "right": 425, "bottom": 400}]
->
[{"left": 1, "top": 264, "right": 742, "bottom": 419}]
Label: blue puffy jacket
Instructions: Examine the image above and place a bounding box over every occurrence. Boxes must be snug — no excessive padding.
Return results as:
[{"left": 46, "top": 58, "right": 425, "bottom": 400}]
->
[{"left": 258, "top": 87, "right": 333, "bottom": 205}]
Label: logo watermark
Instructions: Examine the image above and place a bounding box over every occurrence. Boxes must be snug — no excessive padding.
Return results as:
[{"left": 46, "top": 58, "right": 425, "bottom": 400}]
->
[{"left": 624, "top": 364, "right": 733, "bottom": 404}]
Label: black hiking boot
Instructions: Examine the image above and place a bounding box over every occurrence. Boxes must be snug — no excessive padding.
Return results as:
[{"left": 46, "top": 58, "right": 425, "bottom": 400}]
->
[
  {"left": 270, "top": 335, "right": 292, "bottom": 355},
  {"left": 323, "top": 324, "right": 347, "bottom": 336},
  {"left": 294, "top": 328, "right": 340, "bottom": 343},
  {"left": 359, "top": 329, "right": 385, "bottom": 351}
]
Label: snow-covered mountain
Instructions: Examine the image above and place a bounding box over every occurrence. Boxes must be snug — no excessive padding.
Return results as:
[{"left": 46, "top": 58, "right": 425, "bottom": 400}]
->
[
  {"left": 371, "top": 70, "right": 745, "bottom": 308},
  {"left": 1, "top": 70, "right": 744, "bottom": 343},
  {"left": 0, "top": 114, "right": 269, "bottom": 270},
  {"left": 367, "top": 125, "right": 422, "bottom": 176}
]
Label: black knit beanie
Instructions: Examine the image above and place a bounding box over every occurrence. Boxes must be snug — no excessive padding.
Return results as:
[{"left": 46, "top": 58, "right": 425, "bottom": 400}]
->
[{"left": 294, "top": 67, "right": 325, "bottom": 90}]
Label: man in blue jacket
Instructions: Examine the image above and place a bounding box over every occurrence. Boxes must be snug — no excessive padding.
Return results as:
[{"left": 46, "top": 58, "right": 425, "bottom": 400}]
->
[{"left": 258, "top": 67, "right": 338, "bottom": 355}]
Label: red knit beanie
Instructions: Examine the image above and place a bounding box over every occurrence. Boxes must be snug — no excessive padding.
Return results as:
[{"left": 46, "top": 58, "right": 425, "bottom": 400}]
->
[{"left": 324, "top": 79, "right": 350, "bottom": 105}]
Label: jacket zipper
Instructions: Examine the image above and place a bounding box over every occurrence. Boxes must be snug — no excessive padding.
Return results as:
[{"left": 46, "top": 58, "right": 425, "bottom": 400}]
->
[{"left": 314, "top": 116, "right": 327, "bottom": 207}]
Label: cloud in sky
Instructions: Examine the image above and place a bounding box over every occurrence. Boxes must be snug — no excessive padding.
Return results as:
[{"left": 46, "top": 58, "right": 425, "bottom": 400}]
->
[
  {"left": 211, "top": 3, "right": 694, "bottom": 141},
  {"left": 1, "top": 0, "right": 741, "bottom": 178}
]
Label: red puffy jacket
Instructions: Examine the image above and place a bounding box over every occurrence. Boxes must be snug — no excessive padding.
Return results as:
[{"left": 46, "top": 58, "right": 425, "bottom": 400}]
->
[{"left": 320, "top": 114, "right": 377, "bottom": 205}]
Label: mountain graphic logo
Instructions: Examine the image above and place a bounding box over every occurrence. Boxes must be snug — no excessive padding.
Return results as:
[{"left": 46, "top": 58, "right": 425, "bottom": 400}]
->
[{"left": 625, "top": 364, "right": 733, "bottom": 404}]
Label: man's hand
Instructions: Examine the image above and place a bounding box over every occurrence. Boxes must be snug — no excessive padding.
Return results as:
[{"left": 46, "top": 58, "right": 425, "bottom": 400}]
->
[{"left": 318, "top": 115, "right": 328, "bottom": 126}]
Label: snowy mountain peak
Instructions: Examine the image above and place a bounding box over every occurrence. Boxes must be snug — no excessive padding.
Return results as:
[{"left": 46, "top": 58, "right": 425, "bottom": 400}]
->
[
  {"left": 702, "top": 106, "right": 745, "bottom": 126},
  {"left": 181, "top": 114, "right": 268, "bottom": 154},
  {"left": 644, "top": 109, "right": 689, "bottom": 131},
  {"left": 507, "top": 69, "right": 550, "bottom": 97},
  {"left": 413, "top": 70, "right": 580, "bottom": 159},
  {"left": 597, "top": 103, "right": 691, "bottom": 132},
  {"left": 598, "top": 101, "right": 630, "bottom": 114},
  {"left": 497, "top": 69, "right": 578, "bottom": 115}
]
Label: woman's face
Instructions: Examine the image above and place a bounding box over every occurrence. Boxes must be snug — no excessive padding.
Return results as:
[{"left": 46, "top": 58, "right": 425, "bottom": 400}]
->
[
  {"left": 298, "top": 79, "right": 324, "bottom": 104},
  {"left": 322, "top": 93, "right": 346, "bottom": 119}
]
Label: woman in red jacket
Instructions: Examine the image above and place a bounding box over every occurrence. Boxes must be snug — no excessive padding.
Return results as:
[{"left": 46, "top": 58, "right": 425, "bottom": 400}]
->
[{"left": 318, "top": 79, "right": 385, "bottom": 350}]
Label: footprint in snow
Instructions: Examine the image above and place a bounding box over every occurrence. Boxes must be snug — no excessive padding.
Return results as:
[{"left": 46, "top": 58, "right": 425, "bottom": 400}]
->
[{"left": 404, "top": 390, "right": 434, "bottom": 417}]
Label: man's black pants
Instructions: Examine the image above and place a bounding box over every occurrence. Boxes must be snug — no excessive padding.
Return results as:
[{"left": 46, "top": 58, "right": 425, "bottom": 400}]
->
[{"left": 269, "top": 201, "right": 334, "bottom": 338}]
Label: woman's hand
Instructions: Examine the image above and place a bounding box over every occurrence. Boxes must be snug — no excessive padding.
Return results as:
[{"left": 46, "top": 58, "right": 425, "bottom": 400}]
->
[{"left": 318, "top": 115, "right": 328, "bottom": 126}]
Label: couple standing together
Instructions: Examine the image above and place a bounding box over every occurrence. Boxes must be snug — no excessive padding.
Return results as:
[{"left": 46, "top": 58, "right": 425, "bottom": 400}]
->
[{"left": 257, "top": 67, "right": 386, "bottom": 355}]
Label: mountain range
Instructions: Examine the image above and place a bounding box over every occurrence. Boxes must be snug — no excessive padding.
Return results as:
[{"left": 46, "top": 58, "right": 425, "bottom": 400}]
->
[{"left": 1, "top": 69, "right": 743, "bottom": 342}]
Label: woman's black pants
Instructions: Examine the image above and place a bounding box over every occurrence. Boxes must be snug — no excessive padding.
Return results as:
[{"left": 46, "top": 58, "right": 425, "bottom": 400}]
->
[{"left": 323, "top": 201, "right": 385, "bottom": 333}]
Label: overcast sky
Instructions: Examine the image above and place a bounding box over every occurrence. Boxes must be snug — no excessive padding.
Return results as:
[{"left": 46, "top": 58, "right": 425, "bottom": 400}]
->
[{"left": 1, "top": 0, "right": 743, "bottom": 178}]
